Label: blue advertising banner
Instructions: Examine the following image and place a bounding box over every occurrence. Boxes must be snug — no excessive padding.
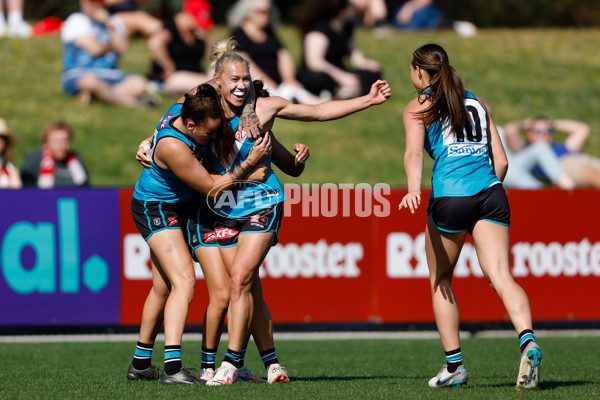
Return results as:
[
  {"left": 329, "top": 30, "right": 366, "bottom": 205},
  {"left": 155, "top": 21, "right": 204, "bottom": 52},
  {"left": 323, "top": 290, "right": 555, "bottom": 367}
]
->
[{"left": 0, "top": 189, "right": 121, "bottom": 325}]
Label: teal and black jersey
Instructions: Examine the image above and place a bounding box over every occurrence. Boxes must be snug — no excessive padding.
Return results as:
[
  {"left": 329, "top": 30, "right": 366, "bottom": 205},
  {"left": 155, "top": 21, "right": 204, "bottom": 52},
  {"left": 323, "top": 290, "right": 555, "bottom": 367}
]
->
[
  {"left": 133, "top": 103, "right": 204, "bottom": 203},
  {"left": 425, "top": 90, "right": 500, "bottom": 199},
  {"left": 207, "top": 115, "right": 285, "bottom": 218}
]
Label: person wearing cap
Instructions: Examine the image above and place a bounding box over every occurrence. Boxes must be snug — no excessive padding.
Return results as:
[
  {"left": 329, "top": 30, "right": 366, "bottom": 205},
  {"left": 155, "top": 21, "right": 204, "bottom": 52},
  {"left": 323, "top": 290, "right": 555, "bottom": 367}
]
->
[
  {"left": 21, "top": 121, "right": 88, "bottom": 188},
  {"left": 146, "top": 0, "right": 214, "bottom": 96},
  {"left": 0, "top": 118, "right": 22, "bottom": 188},
  {"left": 60, "top": 0, "right": 157, "bottom": 107}
]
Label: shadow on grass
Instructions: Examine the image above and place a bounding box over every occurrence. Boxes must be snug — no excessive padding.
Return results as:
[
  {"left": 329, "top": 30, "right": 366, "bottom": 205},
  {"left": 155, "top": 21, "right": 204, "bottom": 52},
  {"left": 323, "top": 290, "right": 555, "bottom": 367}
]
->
[
  {"left": 291, "top": 375, "right": 428, "bottom": 382},
  {"left": 482, "top": 380, "right": 594, "bottom": 390}
]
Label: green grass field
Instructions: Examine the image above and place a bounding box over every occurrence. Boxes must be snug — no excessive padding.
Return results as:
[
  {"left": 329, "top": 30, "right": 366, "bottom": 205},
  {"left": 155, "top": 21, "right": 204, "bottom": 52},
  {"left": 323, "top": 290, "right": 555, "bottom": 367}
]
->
[
  {"left": 0, "top": 335, "right": 598, "bottom": 399},
  {"left": 1, "top": 28, "right": 599, "bottom": 186}
]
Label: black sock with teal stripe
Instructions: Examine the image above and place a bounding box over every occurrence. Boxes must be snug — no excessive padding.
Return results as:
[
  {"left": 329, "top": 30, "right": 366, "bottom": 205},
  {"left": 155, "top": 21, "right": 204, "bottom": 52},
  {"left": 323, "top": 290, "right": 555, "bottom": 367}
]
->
[
  {"left": 131, "top": 341, "right": 153, "bottom": 370},
  {"left": 164, "top": 345, "right": 182, "bottom": 375},
  {"left": 223, "top": 348, "right": 245, "bottom": 369},
  {"left": 201, "top": 346, "right": 217, "bottom": 369},
  {"left": 445, "top": 348, "right": 462, "bottom": 373},
  {"left": 518, "top": 329, "right": 536, "bottom": 353},
  {"left": 260, "top": 347, "right": 279, "bottom": 369}
]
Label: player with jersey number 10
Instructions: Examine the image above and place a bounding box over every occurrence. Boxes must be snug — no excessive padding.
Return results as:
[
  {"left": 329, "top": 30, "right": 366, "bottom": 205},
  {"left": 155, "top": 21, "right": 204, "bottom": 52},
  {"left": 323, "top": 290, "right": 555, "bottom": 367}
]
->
[{"left": 399, "top": 43, "right": 542, "bottom": 391}]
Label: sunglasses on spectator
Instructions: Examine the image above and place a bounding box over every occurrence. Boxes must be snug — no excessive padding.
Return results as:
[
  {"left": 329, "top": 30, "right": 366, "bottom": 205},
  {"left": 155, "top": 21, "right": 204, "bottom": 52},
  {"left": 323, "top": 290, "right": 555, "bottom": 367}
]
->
[{"left": 533, "top": 127, "right": 554, "bottom": 135}]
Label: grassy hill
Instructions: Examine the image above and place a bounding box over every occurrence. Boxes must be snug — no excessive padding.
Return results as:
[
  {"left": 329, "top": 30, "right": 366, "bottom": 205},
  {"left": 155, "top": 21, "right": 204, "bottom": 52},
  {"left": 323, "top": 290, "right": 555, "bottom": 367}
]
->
[{"left": 1, "top": 27, "right": 599, "bottom": 187}]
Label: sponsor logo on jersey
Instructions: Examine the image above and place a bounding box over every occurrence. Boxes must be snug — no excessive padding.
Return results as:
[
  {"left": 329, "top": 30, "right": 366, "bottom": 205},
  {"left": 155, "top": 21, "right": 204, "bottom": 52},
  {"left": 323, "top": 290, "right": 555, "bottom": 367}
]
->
[{"left": 448, "top": 143, "right": 487, "bottom": 157}]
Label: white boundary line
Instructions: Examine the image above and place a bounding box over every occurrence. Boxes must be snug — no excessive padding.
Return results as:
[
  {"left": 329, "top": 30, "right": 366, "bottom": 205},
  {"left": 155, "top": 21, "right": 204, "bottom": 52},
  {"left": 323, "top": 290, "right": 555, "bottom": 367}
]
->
[{"left": 0, "top": 329, "right": 599, "bottom": 343}]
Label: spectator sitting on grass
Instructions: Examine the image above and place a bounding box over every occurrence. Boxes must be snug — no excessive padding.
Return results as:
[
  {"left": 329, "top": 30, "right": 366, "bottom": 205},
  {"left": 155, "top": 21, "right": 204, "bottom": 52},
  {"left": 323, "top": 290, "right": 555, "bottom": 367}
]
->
[
  {"left": 60, "top": 0, "right": 158, "bottom": 107},
  {"left": 146, "top": 0, "right": 214, "bottom": 96},
  {"left": 504, "top": 116, "right": 600, "bottom": 188}
]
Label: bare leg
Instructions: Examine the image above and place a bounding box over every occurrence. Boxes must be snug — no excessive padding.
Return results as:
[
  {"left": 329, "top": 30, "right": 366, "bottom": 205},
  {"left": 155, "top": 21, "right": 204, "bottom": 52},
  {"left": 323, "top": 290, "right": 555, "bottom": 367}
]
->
[
  {"left": 146, "top": 229, "right": 196, "bottom": 347},
  {"left": 425, "top": 219, "right": 467, "bottom": 351},
  {"left": 195, "top": 246, "right": 229, "bottom": 350},
  {"left": 77, "top": 73, "right": 146, "bottom": 107},
  {"left": 114, "top": 11, "right": 162, "bottom": 38},
  {"left": 249, "top": 273, "right": 275, "bottom": 352},
  {"left": 137, "top": 258, "right": 169, "bottom": 344},
  {"left": 162, "top": 71, "right": 211, "bottom": 96},
  {"left": 471, "top": 220, "right": 532, "bottom": 333},
  {"left": 576, "top": 163, "right": 600, "bottom": 188},
  {"left": 221, "top": 232, "right": 274, "bottom": 352}
]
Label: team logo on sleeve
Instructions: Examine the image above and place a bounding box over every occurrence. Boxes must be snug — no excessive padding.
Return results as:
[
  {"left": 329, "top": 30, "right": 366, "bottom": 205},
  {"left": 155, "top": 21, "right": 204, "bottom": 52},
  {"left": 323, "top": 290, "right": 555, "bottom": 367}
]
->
[
  {"left": 159, "top": 114, "right": 174, "bottom": 129},
  {"left": 235, "top": 129, "right": 247, "bottom": 142}
]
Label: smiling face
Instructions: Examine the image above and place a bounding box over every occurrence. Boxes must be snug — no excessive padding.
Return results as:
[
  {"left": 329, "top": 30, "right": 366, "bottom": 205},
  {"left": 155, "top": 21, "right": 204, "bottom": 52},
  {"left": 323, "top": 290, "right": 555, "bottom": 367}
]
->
[
  {"left": 215, "top": 60, "right": 251, "bottom": 114},
  {"left": 187, "top": 117, "right": 222, "bottom": 145}
]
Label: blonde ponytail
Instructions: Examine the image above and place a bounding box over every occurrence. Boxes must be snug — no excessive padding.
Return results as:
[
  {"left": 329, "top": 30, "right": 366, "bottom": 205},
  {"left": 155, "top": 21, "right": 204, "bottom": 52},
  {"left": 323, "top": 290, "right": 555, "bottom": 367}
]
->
[{"left": 210, "top": 37, "right": 249, "bottom": 75}]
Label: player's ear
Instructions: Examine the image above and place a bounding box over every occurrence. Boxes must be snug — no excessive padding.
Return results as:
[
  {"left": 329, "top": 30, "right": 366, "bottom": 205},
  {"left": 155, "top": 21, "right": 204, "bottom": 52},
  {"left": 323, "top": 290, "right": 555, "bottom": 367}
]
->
[{"left": 186, "top": 121, "right": 196, "bottom": 133}]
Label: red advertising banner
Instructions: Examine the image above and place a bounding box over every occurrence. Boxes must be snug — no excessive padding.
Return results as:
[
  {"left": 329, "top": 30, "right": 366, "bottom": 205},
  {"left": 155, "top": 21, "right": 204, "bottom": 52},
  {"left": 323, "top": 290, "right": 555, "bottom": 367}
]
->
[{"left": 119, "top": 187, "right": 600, "bottom": 326}]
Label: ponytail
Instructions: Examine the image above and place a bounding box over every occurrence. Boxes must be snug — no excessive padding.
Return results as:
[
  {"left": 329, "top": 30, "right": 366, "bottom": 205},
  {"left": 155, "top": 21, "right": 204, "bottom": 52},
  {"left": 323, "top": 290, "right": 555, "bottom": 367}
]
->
[
  {"left": 209, "top": 37, "right": 249, "bottom": 77},
  {"left": 412, "top": 44, "right": 470, "bottom": 137}
]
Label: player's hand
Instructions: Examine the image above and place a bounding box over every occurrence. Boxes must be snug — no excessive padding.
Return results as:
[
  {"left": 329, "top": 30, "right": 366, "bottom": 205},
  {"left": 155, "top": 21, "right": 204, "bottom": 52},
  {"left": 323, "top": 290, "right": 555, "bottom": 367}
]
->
[
  {"left": 294, "top": 143, "right": 310, "bottom": 167},
  {"left": 368, "top": 80, "right": 391, "bottom": 105},
  {"left": 247, "top": 133, "right": 272, "bottom": 164},
  {"left": 136, "top": 140, "right": 152, "bottom": 169},
  {"left": 247, "top": 165, "right": 269, "bottom": 182},
  {"left": 240, "top": 104, "right": 262, "bottom": 141},
  {"left": 399, "top": 190, "right": 421, "bottom": 214}
]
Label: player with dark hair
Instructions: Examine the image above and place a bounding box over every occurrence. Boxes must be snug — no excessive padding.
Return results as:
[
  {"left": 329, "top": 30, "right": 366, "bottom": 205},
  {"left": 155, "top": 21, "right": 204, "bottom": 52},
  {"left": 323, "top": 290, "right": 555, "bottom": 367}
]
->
[
  {"left": 127, "top": 83, "right": 270, "bottom": 384},
  {"left": 399, "top": 43, "right": 541, "bottom": 390}
]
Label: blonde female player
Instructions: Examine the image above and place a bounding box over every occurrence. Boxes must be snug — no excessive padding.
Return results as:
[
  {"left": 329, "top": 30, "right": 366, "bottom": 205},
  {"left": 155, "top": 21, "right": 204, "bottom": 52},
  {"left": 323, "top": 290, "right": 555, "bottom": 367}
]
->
[
  {"left": 204, "top": 37, "right": 390, "bottom": 386},
  {"left": 399, "top": 43, "right": 541, "bottom": 390}
]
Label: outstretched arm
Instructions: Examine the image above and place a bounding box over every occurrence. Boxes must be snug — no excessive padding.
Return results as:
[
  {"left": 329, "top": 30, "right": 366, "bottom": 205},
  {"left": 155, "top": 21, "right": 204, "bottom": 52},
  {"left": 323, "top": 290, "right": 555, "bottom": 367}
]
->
[{"left": 262, "top": 80, "right": 391, "bottom": 123}]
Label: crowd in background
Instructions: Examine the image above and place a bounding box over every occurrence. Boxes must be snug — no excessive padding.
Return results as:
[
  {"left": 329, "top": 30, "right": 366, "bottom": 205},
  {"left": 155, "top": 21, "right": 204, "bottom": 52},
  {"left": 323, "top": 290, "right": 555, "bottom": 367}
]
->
[{"left": 1, "top": 0, "right": 598, "bottom": 189}]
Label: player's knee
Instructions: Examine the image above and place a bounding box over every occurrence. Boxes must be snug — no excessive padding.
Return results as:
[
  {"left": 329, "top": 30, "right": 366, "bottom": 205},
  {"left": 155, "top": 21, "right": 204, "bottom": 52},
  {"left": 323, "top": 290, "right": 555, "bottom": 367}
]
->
[
  {"left": 153, "top": 284, "right": 170, "bottom": 300},
  {"left": 229, "top": 272, "right": 253, "bottom": 295},
  {"left": 210, "top": 287, "right": 230, "bottom": 311},
  {"left": 171, "top": 273, "right": 196, "bottom": 300}
]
